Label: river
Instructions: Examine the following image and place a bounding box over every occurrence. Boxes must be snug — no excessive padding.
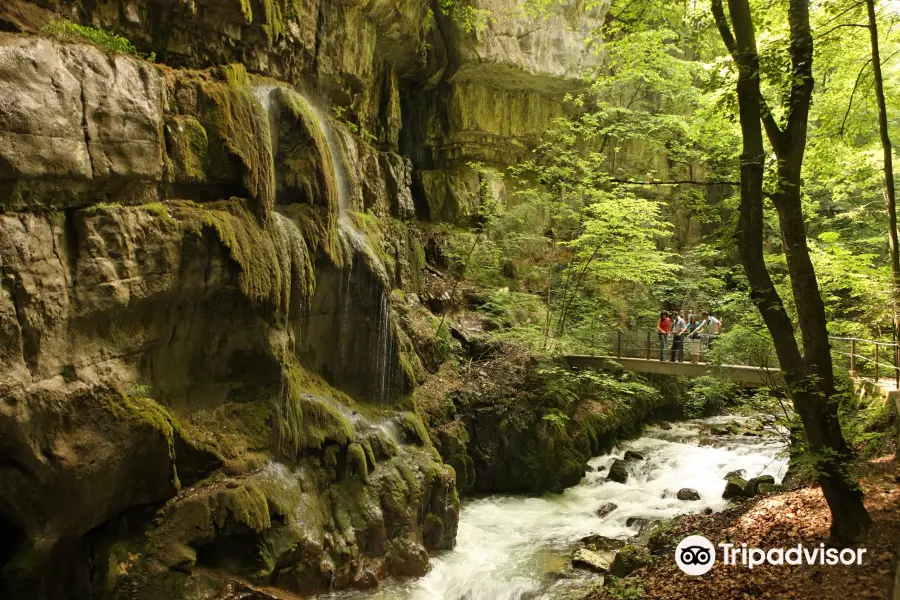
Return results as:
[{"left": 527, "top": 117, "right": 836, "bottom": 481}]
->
[{"left": 323, "top": 415, "right": 787, "bottom": 600}]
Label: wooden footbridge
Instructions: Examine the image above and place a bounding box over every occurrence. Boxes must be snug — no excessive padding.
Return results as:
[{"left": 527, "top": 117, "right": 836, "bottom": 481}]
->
[
  {"left": 565, "top": 330, "right": 900, "bottom": 391},
  {"left": 564, "top": 354, "right": 783, "bottom": 386}
]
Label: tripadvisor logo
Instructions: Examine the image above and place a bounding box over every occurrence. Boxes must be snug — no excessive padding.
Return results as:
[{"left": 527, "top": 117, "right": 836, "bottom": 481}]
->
[
  {"left": 675, "top": 535, "right": 716, "bottom": 575},
  {"left": 675, "top": 535, "right": 868, "bottom": 576}
]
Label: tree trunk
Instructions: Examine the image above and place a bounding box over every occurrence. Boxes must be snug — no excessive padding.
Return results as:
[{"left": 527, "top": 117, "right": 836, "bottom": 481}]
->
[
  {"left": 866, "top": 0, "right": 900, "bottom": 328},
  {"left": 714, "top": 0, "right": 871, "bottom": 544}
]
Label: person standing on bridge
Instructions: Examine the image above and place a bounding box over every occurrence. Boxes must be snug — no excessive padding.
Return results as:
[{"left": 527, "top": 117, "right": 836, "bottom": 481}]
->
[
  {"left": 656, "top": 310, "right": 672, "bottom": 361},
  {"left": 686, "top": 314, "right": 704, "bottom": 364},
  {"left": 701, "top": 311, "right": 722, "bottom": 350},
  {"left": 670, "top": 311, "right": 687, "bottom": 362}
]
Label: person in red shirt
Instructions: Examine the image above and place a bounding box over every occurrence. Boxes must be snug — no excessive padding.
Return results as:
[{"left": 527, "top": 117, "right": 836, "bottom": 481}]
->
[{"left": 657, "top": 310, "right": 672, "bottom": 361}]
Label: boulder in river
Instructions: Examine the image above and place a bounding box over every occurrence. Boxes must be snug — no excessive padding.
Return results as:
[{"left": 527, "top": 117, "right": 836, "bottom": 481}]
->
[
  {"left": 722, "top": 476, "right": 751, "bottom": 499},
  {"left": 610, "top": 544, "right": 651, "bottom": 577},
  {"left": 579, "top": 534, "right": 626, "bottom": 552},
  {"left": 657, "top": 422, "right": 673, "bottom": 431},
  {"left": 596, "top": 502, "right": 618, "bottom": 518},
  {"left": 623, "top": 450, "right": 645, "bottom": 461},
  {"left": 625, "top": 517, "right": 657, "bottom": 533},
  {"left": 702, "top": 507, "right": 713, "bottom": 515},
  {"left": 606, "top": 459, "right": 629, "bottom": 483},
  {"left": 747, "top": 475, "right": 776, "bottom": 495},
  {"left": 572, "top": 548, "right": 614, "bottom": 573},
  {"left": 723, "top": 469, "right": 746, "bottom": 480},
  {"left": 756, "top": 483, "right": 783, "bottom": 495},
  {"left": 676, "top": 488, "right": 701, "bottom": 501}
]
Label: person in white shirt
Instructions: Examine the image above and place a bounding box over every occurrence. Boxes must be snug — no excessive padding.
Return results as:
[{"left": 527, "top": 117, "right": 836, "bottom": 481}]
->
[
  {"left": 701, "top": 311, "right": 723, "bottom": 349},
  {"left": 670, "top": 311, "right": 687, "bottom": 362}
]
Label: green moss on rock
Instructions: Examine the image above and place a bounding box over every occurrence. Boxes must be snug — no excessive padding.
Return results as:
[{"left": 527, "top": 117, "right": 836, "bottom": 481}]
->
[
  {"left": 197, "top": 75, "right": 275, "bottom": 220},
  {"left": 398, "top": 412, "right": 431, "bottom": 446},
  {"left": 107, "top": 393, "right": 182, "bottom": 489},
  {"left": 218, "top": 483, "right": 271, "bottom": 532},
  {"left": 345, "top": 443, "right": 368, "bottom": 481},
  {"left": 276, "top": 362, "right": 355, "bottom": 461},
  {"left": 179, "top": 200, "right": 313, "bottom": 320},
  {"left": 272, "top": 87, "right": 341, "bottom": 260},
  {"left": 166, "top": 116, "right": 209, "bottom": 182}
]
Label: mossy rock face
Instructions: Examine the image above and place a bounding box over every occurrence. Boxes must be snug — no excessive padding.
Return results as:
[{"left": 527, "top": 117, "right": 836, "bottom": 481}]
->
[
  {"left": 195, "top": 75, "right": 275, "bottom": 221},
  {"left": 165, "top": 115, "right": 209, "bottom": 182},
  {"left": 434, "top": 421, "right": 476, "bottom": 493},
  {"left": 345, "top": 443, "right": 369, "bottom": 480}
]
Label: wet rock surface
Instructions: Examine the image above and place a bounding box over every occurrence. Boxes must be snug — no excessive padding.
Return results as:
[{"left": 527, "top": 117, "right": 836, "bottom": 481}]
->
[
  {"left": 607, "top": 459, "right": 630, "bottom": 484},
  {"left": 677, "top": 488, "right": 701, "bottom": 501}
]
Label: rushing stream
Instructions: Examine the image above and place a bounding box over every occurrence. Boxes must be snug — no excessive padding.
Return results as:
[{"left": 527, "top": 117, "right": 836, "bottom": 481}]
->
[{"left": 326, "top": 416, "right": 788, "bottom": 600}]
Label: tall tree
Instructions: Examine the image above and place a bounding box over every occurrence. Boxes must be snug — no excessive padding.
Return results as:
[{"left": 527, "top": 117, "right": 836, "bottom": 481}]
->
[
  {"left": 711, "top": 0, "right": 871, "bottom": 543},
  {"left": 865, "top": 0, "right": 900, "bottom": 329}
]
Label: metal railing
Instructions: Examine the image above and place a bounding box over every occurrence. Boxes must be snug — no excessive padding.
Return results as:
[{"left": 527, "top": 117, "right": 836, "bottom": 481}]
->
[{"left": 588, "top": 330, "right": 900, "bottom": 387}]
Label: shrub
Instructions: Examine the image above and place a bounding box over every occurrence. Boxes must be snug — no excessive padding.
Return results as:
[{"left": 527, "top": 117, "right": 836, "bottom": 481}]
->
[{"left": 42, "top": 18, "right": 155, "bottom": 61}]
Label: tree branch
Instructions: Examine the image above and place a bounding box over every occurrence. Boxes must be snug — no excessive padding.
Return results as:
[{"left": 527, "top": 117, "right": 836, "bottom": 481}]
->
[
  {"left": 815, "top": 22, "right": 868, "bottom": 40},
  {"left": 840, "top": 57, "right": 873, "bottom": 136},
  {"left": 609, "top": 179, "right": 739, "bottom": 186}
]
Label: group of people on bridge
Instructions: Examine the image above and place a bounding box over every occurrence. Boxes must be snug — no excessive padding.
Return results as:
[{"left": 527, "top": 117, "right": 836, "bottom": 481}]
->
[{"left": 656, "top": 310, "right": 723, "bottom": 364}]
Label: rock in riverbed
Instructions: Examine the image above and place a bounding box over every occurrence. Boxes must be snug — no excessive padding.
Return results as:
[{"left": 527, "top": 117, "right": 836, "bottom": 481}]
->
[
  {"left": 607, "top": 459, "right": 629, "bottom": 483},
  {"left": 722, "top": 476, "right": 751, "bottom": 499},
  {"left": 676, "top": 488, "right": 701, "bottom": 501},
  {"left": 747, "top": 474, "right": 775, "bottom": 495},
  {"left": 756, "top": 483, "right": 783, "bottom": 495},
  {"left": 624, "top": 450, "right": 645, "bottom": 461},
  {"left": 572, "top": 548, "right": 614, "bottom": 573},
  {"left": 596, "top": 502, "right": 618, "bottom": 518}
]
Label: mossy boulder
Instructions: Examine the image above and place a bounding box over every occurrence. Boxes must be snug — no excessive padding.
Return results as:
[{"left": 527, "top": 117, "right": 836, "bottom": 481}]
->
[
  {"left": 756, "top": 483, "right": 783, "bottom": 495},
  {"left": 747, "top": 474, "right": 776, "bottom": 496},
  {"left": 722, "top": 476, "right": 751, "bottom": 499},
  {"left": 610, "top": 544, "right": 651, "bottom": 577}
]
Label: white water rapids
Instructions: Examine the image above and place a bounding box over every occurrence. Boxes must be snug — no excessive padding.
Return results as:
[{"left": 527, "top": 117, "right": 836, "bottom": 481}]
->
[{"left": 327, "top": 415, "right": 787, "bottom": 600}]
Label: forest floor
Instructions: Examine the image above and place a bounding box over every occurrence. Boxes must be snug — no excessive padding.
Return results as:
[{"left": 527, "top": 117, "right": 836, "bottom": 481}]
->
[{"left": 591, "top": 453, "right": 900, "bottom": 600}]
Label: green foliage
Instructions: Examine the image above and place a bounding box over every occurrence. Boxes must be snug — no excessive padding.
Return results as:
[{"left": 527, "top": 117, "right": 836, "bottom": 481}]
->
[
  {"left": 681, "top": 376, "right": 737, "bottom": 418},
  {"left": 604, "top": 576, "right": 646, "bottom": 600},
  {"left": 541, "top": 408, "right": 570, "bottom": 434},
  {"left": 438, "top": 0, "right": 494, "bottom": 33},
  {"left": 42, "top": 18, "right": 155, "bottom": 61}
]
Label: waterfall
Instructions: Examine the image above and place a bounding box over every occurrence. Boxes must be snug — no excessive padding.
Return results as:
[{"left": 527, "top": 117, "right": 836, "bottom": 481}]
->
[
  {"left": 252, "top": 84, "right": 395, "bottom": 405},
  {"left": 252, "top": 85, "right": 280, "bottom": 156},
  {"left": 251, "top": 85, "right": 350, "bottom": 211},
  {"left": 304, "top": 99, "right": 351, "bottom": 212}
]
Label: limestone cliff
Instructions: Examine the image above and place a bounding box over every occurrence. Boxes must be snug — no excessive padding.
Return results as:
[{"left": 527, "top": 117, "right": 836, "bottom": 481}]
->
[
  {"left": 0, "top": 0, "right": 604, "bottom": 597},
  {"left": 0, "top": 35, "right": 453, "bottom": 600}
]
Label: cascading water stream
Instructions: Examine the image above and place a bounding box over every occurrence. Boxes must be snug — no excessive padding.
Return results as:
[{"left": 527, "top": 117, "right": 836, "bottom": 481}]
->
[
  {"left": 306, "top": 100, "right": 351, "bottom": 212},
  {"left": 324, "top": 415, "right": 788, "bottom": 600},
  {"left": 252, "top": 85, "right": 394, "bottom": 404}
]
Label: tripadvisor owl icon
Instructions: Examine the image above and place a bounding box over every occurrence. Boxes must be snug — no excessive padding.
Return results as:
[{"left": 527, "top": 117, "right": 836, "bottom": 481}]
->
[{"left": 675, "top": 535, "right": 716, "bottom": 575}]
